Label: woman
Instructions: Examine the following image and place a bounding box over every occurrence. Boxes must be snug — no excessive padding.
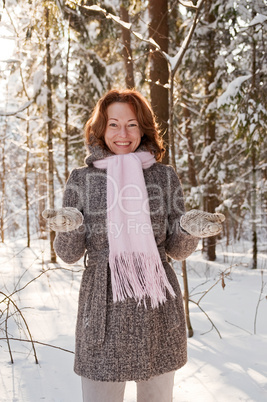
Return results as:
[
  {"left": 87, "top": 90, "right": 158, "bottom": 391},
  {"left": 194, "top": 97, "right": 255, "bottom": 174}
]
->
[{"left": 43, "top": 89, "right": 224, "bottom": 402}]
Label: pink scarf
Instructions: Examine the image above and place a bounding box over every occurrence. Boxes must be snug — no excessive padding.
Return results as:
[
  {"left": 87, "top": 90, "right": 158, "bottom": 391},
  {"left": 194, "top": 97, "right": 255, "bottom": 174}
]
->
[{"left": 93, "top": 151, "right": 175, "bottom": 308}]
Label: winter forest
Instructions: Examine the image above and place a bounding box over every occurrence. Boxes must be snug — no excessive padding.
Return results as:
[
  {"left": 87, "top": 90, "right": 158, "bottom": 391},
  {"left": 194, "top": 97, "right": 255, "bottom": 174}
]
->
[{"left": 1, "top": 0, "right": 267, "bottom": 401}]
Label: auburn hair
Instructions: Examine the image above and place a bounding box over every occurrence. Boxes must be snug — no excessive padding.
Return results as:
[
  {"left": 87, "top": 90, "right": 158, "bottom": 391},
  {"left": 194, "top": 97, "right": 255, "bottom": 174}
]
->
[{"left": 84, "top": 89, "right": 166, "bottom": 162}]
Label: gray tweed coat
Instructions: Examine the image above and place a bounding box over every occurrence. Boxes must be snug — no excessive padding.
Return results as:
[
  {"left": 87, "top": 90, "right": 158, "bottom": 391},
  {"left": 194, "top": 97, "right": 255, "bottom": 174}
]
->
[{"left": 54, "top": 144, "right": 199, "bottom": 382}]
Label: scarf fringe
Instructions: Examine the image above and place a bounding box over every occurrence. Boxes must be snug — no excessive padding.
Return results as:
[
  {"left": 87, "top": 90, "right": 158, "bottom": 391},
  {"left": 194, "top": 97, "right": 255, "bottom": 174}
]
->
[{"left": 109, "top": 252, "right": 176, "bottom": 309}]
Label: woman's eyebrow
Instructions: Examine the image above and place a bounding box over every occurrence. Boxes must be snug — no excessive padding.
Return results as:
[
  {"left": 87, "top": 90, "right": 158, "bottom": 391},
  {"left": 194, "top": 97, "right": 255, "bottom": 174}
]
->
[{"left": 108, "top": 118, "right": 138, "bottom": 121}]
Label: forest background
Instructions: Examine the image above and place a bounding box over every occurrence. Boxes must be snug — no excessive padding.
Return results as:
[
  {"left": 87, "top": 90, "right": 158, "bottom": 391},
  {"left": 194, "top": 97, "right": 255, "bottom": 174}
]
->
[{"left": 1, "top": 0, "right": 266, "bottom": 265}]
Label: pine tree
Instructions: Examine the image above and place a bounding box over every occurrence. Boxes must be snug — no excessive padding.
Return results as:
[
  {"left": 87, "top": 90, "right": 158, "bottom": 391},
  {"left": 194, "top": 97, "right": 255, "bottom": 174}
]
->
[
  {"left": 175, "top": 0, "right": 237, "bottom": 260},
  {"left": 222, "top": 0, "right": 267, "bottom": 267}
]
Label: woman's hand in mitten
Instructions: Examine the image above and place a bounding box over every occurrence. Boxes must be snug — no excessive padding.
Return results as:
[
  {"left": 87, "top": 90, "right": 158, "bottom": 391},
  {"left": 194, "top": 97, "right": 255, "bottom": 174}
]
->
[
  {"left": 180, "top": 209, "right": 225, "bottom": 238},
  {"left": 42, "top": 207, "right": 84, "bottom": 232}
]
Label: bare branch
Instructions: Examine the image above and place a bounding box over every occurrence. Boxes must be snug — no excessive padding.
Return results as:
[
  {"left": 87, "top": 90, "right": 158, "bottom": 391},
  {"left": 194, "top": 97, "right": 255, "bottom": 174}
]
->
[
  {"left": 5, "top": 300, "right": 14, "bottom": 364},
  {"left": 0, "top": 337, "right": 74, "bottom": 354},
  {"left": 0, "top": 291, "right": 38, "bottom": 364},
  {"left": 189, "top": 298, "right": 222, "bottom": 338},
  {"left": 187, "top": 265, "right": 235, "bottom": 338},
  {"left": 169, "top": 0, "right": 206, "bottom": 75},
  {"left": 254, "top": 270, "right": 266, "bottom": 334},
  {"left": 225, "top": 320, "right": 253, "bottom": 335},
  {"left": 1, "top": 266, "right": 83, "bottom": 304}
]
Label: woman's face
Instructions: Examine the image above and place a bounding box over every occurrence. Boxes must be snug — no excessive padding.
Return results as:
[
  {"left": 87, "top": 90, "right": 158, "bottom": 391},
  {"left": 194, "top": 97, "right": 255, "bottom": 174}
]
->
[{"left": 104, "top": 102, "right": 142, "bottom": 155}]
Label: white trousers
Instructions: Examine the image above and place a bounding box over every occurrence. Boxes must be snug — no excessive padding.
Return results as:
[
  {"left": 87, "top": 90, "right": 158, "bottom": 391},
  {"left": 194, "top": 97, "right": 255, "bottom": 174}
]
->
[{"left": 81, "top": 370, "right": 175, "bottom": 402}]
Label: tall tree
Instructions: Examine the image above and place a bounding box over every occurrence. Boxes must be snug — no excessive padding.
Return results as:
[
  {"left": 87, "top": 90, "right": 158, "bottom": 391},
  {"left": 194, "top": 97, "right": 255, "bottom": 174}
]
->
[
  {"left": 182, "top": 103, "right": 198, "bottom": 188},
  {"left": 64, "top": 17, "right": 71, "bottom": 182},
  {"left": 175, "top": 0, "right": 236, "bottom": 260},
  {"left": 0, "top": 97, "right": 7, "bottom": 243},
  {"left": 120, "top": 0, "right": 135, "bottom": 88},
  {"left": 148, "top": 0, "right": 169, "bottom": 164},
  {"left": 228, "top": 0, "right": 267, "bottom": 268},
  {"left": 45, "top": 5, "right": 56, "bottom": 262},
  {"left": 201, "top": 0, "right": 220, "bottom": 261}
]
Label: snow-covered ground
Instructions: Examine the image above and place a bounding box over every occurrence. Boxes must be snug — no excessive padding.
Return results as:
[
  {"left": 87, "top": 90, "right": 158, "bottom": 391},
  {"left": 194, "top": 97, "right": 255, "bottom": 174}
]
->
[{"left": 1, "top": 237, "right": 267, "bottom": 402}]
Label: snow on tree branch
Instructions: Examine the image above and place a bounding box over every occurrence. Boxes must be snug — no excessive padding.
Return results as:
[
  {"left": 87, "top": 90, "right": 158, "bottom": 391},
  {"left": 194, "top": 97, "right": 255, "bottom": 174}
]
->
[
  {"left": 164, "top": 0, "right": 206, "bottom": 74},
  {"left": 0, "top": 100, "right": 33, "bottom": 116},
  {"left": 248, "top": 14, "right": 267, "bottom": 27},
  {"left": 75, "top": 0, "right": 205, "bottom": 76},
  {"left": 178, "top": 0, "right": 200, "bottom": 9},
  {"left": 81, "top": 4, "right": 161, "bottom": 52},
  {"left": 217, "top": 75, "right": 252, "bottom": 107},
  {"left": 10, "top": 139, "right": 37, "bottom": 153}
]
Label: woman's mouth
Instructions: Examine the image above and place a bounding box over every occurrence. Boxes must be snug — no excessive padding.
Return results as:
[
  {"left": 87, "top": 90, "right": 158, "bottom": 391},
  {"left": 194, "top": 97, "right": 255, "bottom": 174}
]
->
[{"left": 114, "top": 142, "right": 131, "bottom": 146}]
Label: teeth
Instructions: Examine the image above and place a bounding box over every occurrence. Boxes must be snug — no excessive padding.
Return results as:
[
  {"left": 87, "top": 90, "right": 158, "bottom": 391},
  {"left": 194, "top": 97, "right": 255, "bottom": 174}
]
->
[{"left": 115, "top": 142, "right": 131, "bottom": 145}]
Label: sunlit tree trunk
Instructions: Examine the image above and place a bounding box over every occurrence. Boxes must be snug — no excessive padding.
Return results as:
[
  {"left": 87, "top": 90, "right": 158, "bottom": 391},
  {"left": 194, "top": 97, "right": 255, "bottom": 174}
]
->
[
  {"left": 64, "top": 18, "right": 71, "bottom": 182},
  {"left": 148, "top": 0, "right": 169, "bottom": 165},
  {"left": 0, "top": 76, "right": 9, "bottom": 243},
  {"left": 120, "top": 1, "right": 135, "bottom": 89},
  {"left": 0, "top": 117, "right": 7, "bottom": 243},
  {"left": 38, "top": 162, "right": 47, "bottom": 239},
  {"left": 24, "top": 112, "right": 30, "bottom": 247},
  {"left": 45, "top": 6, "right": 56, "bottom": 262}
]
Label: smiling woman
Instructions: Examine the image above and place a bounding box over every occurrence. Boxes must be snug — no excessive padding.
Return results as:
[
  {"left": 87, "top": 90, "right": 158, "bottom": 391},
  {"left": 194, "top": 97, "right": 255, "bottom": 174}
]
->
[{"left": 42, "top": 88, "right": 224, "bottom": 402}]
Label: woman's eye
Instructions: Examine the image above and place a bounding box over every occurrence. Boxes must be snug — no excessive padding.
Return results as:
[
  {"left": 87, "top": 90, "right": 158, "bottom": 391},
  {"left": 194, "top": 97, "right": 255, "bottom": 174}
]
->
[
  {"left": 128, "top": 123, "right": 138, "bottom": 128},
  {"left": 109, "top": 123, "right": 117, "bottom": 127}
]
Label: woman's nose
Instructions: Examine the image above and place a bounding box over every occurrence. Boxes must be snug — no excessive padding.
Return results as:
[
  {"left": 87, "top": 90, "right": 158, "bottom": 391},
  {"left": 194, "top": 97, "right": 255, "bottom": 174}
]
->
[{"left": 119, "top": 125, "right": 128, "bottom": 137}]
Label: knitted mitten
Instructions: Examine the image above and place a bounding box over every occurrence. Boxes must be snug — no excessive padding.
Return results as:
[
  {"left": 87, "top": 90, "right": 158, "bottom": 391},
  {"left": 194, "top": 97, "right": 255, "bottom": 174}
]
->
[
  {"left": 42, "top": 207, "right": 83, "bottom": 232},
  {"left": 180, "top": 209, "right": 225, "bottom": 238}
]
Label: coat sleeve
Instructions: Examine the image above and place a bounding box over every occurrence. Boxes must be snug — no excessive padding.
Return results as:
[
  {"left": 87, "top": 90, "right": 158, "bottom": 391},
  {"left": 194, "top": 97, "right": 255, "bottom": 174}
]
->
[
  {"left": 164, "top": 166, "right": 199, "bottom": 260},
  {"left": 54, "top": 169, "right": 86, "bottom": 264}
]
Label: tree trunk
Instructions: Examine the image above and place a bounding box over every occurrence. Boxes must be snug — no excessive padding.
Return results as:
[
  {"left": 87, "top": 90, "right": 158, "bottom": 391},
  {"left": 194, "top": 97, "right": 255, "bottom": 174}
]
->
[
  {"left": 183, "top": 104, "right": 198, "bottom": 187},
  {"left": 148, "top": 0, "right": 169, "bottom": 165},
  {"left": 203, "top": 0, "right": 218, "bottom": 261},
  {"left": 65, "top": 18, "right": 71, "bottom": 182},
  {"left": 168, "top": 75, "right": 176, "bottom": 170},
  {"left": 120, "top": 3, "right": 135, "bottom": 89},
  {"left": 45, "top": 6, "right": 56, "bottom": 262},
  {"left": 17, "top": 38, "right": 32, "bottom": 247},
  {"left": 182, "top": 260, "right": 194, "bottom": 337},
  {"left": 0, "top": 116, "right": 7, "bottom": 243},
  {"left": 24, "top": 113, "right": 30, "bottom": 247},
  {"left": 38, "top": 164, "right": 47, "bottom": 239},
  {"left": 0, "top": 76, "right": 10, "bottom": 242},
  {"left": 251, "top": 146, "right": 257, "bottom": 269},
  {"left": 204, "top": 121, "right": 217, "bottom": 262},
  {"left": 251, "top": 7, "right": 257, "bottom": 269}
]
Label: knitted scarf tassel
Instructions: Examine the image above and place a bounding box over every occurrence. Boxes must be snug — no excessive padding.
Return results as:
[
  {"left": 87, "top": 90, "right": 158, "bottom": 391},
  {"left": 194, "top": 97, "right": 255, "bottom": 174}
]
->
[{"left": 109, "top": 251, "right": 176, "bottom": 308}]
